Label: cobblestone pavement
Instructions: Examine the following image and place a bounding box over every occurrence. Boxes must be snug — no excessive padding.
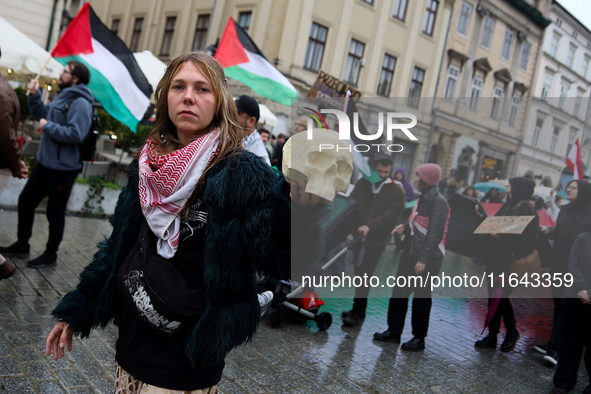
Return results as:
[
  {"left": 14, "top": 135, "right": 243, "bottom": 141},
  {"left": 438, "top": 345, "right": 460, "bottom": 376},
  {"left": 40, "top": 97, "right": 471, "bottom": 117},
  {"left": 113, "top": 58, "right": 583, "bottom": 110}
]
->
[{"left": 0, "top": 209, "right": 589, "bottom": 393}]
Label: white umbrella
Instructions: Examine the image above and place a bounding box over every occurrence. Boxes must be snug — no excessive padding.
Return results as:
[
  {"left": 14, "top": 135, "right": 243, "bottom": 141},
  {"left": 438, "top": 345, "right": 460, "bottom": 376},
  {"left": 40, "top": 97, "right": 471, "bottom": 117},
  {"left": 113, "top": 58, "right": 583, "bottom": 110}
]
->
[
  {"left": 133, "top": 50, "right": 167, "bottom": 93},
  {"left": 0, "top": 15, "right": 63, "bottom": 78}
]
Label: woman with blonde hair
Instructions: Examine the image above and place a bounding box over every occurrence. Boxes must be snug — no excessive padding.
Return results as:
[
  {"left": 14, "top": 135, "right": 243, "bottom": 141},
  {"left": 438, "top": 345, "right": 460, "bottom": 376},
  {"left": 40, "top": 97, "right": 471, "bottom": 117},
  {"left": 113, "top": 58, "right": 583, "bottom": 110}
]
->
[{"left": 45, "top": 52, "right": 325, "bottom": 393}]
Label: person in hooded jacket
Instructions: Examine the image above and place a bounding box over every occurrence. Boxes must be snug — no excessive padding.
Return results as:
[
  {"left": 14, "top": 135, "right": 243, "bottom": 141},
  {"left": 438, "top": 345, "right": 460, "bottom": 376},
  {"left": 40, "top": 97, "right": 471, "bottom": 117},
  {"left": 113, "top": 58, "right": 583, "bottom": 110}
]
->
[
  {"left": 534, "top": 180, "right": 591, "bottom": 366},
  {"left": 474, "top": 177, "right": 540, "bottom": 352},
  {"left": 0, "top": 61, "right": 93, "bottom": 268},
  {"left": 394, "top": 168, "right": 416, "bottom": 202},
  {"left": 374, "top": 164, "right": 449, "bottom": 351}
]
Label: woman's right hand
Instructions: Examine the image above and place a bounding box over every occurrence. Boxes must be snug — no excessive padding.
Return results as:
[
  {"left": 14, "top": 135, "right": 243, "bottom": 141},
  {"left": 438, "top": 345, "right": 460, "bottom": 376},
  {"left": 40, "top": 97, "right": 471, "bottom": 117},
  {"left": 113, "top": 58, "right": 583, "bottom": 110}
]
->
[
  {"left": 392, "top": 224, "right": 405, "bottom": 235},
  {"left": 46, "top": 322, "right": 74, "bottom": 360},
  {"left": 541, "top": 227, "right": 550, "bottom": 235}
]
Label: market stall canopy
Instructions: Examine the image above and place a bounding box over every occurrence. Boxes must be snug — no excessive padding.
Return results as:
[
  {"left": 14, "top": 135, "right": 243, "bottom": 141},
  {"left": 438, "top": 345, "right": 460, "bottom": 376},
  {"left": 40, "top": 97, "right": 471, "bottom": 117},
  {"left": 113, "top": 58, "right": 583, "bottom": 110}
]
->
[
  {"left": 133, "top": 50, "right": 166, "bottom": 93},
  {"left": 0, "top": 16, "right": 63, "bottom": 78},
  {"left": 258, "top": 104, "right": 278, "bottom": 127}
]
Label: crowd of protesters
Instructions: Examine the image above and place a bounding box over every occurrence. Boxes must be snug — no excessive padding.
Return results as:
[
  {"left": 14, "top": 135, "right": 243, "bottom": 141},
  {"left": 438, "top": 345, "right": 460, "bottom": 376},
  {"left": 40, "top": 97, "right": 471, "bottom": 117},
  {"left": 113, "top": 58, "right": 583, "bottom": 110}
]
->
[{"left": 1, "top": 49, "right": 589, "bottom": 394}]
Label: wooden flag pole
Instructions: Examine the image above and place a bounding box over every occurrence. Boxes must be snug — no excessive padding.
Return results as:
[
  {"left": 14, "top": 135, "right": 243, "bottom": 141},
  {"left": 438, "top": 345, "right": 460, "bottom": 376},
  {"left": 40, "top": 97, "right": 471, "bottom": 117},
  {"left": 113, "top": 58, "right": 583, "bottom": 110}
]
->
[{"left": 26, "top": 54, "right": 53, "bottom": 96}]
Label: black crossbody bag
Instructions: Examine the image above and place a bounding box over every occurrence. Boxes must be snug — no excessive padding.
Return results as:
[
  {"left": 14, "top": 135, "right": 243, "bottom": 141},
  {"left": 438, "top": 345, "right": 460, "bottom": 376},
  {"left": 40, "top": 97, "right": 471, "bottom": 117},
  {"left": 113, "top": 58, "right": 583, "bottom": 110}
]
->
[{"left": 116, "top": 219, "right": 206, "bottom": 337}]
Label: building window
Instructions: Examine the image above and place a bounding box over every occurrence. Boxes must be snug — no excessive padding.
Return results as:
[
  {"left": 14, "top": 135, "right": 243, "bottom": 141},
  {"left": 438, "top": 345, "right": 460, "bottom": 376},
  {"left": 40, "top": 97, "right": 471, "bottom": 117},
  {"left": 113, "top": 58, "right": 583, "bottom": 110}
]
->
[
  {"left": 238, "top": 11, "right": 252, "bottom": 34},
  {"left": 444, "top": 65, "right": 460, "bottom": 99},
  {"left": 392, "top": 0, "right": 408, "bottom": 21},
  {"left": 130, "top": 17, "right": 144, "bottom": 52},
  {"left": 559, "top": 85, "right": 568, "bottom": 109},
  {"left": 480, "top": 16, "right": 495, "bottom": 49},
  {"left": 509, "top": 94, "right": 521, "bottom": 126},
  {"left": 422, "top": 0, "right": 439, "bottom": 36},
  {"left": 541, "top": 74, "right": 552, "bottom": 100},
  {"left": 304, "top": 23, "right": 328, "bottom": 72},
  {"left": 567, "top": 131, "right": 576, "bottom": 156},
  {"left": 567, "top": 45, "right": 576, "bottom": 68},
  {"left": 393, "top": 139, "right": 416, "bottom": 174},
  {"left": 408, "top": 67, "right": 425, "bottom": 107},
  {"left": 377, "top": 54, "right": 397, "bottom": 96},
  {"left": 111, "top": 19, "right": 120, "bottom": 35},
  {"left": 160, "top": 16, "right": 176, "bottom": 56},
  {"left": 583, "top": 56, "right": 590, "bottom": 77},
  {"left": 192, "top": 14, "right": 210, "bottom": 51},
  {"left": 469, "top": 77, "right": 483, "bottom": 110},
  {"left": 501, "top": 28, "right": 515, "bottom": 60},
  {"left": 360, "top": 0, "right": 374, "bottom": 5},
  {"left": 532, "top": 117, "right": 543, "bottom": 148},
  {"left": 456, "top": 1, "right": 473, "bottom": 37},
  {"left": 490, "top": 86, "right": 504, "bottom": 119},
  {"left": 550, "top": 34, "right": 560, "bottom": 57},
  {"left": 550, "top": 126, "right": 560, "bottom": 154},
  {"left": 343, "top": 39, "right": 365, "bottom": 86},
  {"left": 575, "top": 94, "right": 583, "bottom": 117},
  {"left": 520, "top": 41, "right": 531, "bottom": 70}
]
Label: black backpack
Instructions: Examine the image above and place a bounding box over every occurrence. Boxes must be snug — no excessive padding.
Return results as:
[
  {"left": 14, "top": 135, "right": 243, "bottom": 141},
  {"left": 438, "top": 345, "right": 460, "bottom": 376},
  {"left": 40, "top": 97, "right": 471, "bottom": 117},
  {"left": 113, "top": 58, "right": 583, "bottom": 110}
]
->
[{"left": 64, "top": 99, "right": 99, "bottom": 163}]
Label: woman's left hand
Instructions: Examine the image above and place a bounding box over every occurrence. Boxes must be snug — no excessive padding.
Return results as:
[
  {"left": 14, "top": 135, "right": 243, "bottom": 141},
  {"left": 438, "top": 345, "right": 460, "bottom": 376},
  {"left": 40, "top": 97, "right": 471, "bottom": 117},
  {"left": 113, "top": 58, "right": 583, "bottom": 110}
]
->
[{"left": 290, "top": 181, "right": 332, "bottom": 207}]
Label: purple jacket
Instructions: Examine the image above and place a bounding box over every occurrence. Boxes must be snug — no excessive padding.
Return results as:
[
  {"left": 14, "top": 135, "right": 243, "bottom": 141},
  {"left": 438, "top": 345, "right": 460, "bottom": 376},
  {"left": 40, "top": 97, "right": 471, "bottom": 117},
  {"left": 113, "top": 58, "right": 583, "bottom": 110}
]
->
[{"left": 395, "top": 168, "right": 416, "bottom": 201}]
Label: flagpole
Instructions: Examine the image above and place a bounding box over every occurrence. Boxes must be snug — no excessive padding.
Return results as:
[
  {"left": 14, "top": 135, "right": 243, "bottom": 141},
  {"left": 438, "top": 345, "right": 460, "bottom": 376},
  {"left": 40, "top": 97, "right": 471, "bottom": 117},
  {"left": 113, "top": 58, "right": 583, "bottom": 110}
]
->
[{"left": 26, "top": 54, "right": 53, "bottom": 96}]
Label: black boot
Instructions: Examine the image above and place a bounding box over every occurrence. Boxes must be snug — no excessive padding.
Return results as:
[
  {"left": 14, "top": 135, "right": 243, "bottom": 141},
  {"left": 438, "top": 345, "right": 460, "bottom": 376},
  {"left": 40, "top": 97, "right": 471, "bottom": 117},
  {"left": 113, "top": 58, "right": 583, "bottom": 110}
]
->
[
  {"left": 342, "top": 309, "right": 366, "bottom": 319},
  {"left": 373, "top": 330, "right": 401, "bottom": 343},
  {"left": 401, "top": 337, "right": 425, "bottom": 351},
  {"left": 342, "top": 310, "right": 365, "bottom": 327},
  {"left": 500, "top": 330, "right": 520, "bottom": 352},
  {"left": 475, "top": 334, "right": 497, "bottom": 349},
  {"left": 27, "top": 252, "right": 57, "bottom": 268}
]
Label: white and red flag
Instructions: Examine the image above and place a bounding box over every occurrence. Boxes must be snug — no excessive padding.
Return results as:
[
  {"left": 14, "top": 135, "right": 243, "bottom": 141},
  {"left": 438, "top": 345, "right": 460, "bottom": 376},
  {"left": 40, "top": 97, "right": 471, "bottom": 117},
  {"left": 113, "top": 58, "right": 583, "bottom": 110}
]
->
[{"left": 566, "top": 138, "right": 584, "bottom": 180}]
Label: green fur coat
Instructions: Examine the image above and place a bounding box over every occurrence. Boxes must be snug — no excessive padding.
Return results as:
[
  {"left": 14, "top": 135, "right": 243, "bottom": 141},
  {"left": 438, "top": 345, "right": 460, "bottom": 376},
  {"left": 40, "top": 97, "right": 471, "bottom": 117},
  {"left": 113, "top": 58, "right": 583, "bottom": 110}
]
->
[{"left": 52, "top": 151, "right": 324, "bottom": 368}]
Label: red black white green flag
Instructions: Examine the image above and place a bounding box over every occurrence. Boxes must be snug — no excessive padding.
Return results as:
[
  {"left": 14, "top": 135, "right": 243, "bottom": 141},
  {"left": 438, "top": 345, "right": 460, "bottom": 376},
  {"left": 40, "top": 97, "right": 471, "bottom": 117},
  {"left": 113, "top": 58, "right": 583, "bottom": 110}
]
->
[
  {"left": 215, "top": 17, "right": 297, "bottom": 106},
  {"left": 52, "top": 3, "right": 152, "bottom": 131}
]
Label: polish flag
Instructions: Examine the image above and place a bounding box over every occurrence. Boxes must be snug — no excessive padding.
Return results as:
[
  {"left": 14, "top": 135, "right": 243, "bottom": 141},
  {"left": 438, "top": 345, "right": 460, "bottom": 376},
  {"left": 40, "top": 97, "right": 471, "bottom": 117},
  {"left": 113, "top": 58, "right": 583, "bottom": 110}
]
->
[{"left": 566, "top": 138, "right": 584, "bottom": 180}]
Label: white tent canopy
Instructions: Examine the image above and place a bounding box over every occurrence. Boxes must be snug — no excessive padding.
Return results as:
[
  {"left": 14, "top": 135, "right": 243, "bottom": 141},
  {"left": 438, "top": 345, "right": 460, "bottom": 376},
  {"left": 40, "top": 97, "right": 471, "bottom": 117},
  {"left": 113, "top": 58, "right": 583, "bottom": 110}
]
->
[
  {"left": 0, "top": 15, "right": 63, "bottom": 78},
  {"left": 258, "top": 103, "right": 278, "bottom": 127},
  {"left": 133, "top": 50, "right": 167, "bottom": 93}
]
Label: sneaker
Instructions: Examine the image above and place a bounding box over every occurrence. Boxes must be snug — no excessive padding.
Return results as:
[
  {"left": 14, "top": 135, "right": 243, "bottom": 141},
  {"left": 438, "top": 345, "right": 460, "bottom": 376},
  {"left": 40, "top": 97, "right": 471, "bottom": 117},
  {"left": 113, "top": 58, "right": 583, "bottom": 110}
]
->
[
  {"left": 0, "top": 242, "right": 30, "bottom": 257},
  {"left": 27, "top": 252, "right": 57, "bottom": 268},
  {"left": 534, "top": 344, "right": 548, "bottom": 354},
  {"left": 543, "top": 349, "right": 558, "bottom": 366},
  {"left": 0, "top": 261, "right": 16, "bottom": 280},
  {"left": 342, "top": 310, "right": 364, "bottom": 327},
  {"left": 475, "top": 334, "right": 498, "bottom": 349},
  {"left": 500, "top": 330, "right": 520, "bottom": 352},
  {"left": 373, "top": 330, "right": 401, "bottom": 343},
  {"left": 401, "top": 337, "right": 425, "bottom": 352}
]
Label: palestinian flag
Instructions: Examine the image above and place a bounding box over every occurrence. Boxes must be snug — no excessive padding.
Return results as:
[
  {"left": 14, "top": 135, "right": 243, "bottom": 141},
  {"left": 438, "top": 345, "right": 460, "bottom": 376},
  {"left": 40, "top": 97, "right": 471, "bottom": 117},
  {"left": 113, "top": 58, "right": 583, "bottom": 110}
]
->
[
  {"left": 215, "top": 17, "right": 297, "bottom": 106},
  {"left": 51, "top": 3, "right": 152, "bottom": 131}
]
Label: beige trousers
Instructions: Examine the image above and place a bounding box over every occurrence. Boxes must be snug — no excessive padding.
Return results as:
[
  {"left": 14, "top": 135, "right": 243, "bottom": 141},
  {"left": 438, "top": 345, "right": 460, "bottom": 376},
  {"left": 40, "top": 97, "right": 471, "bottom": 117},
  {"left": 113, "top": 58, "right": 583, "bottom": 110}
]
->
[{"left": 114, "top": 363, "right": 218, "bottom": 394}]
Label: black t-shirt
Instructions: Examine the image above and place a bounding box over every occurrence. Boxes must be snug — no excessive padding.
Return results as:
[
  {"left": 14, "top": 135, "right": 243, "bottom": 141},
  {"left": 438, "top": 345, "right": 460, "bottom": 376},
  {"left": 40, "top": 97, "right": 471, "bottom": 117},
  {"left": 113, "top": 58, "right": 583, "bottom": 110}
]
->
[{"left": 115, "top": 198, "right": 224, "bottom": 390}]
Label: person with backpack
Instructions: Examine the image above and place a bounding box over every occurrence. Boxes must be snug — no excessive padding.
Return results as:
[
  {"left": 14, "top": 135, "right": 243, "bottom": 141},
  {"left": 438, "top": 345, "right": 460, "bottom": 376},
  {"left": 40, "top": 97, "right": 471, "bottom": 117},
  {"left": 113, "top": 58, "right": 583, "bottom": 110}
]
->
[{"left": 0, "top": 61, "right": 94, "bottom": 268}]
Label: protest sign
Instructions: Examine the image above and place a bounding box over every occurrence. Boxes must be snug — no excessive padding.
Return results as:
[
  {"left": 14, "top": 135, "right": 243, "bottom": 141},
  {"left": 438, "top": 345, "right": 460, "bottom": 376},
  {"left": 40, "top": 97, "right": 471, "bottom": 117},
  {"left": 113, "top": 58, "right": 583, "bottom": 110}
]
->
[
  {"left": 473, "top": 216, "right": 535, "bottom": 235},
  {"left": 306, "top": 70, "right": 362, "bottom": 109}
]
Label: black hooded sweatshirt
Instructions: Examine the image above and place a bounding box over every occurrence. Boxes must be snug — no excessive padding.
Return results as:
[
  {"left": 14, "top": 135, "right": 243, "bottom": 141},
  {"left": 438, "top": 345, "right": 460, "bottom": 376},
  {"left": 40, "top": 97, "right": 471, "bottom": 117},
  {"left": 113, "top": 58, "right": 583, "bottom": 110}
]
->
[
  {"left": 548, "top": 180, "right": 591, "bottom": 274},
  {"left": 473, "top": 177, "right": 539, "bottom": 275}
]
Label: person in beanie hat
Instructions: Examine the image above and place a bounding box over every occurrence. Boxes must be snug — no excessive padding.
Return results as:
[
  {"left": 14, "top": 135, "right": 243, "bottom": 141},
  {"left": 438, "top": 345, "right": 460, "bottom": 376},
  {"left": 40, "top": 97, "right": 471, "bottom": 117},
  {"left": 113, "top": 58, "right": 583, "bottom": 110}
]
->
[
  {"left": 374, "top": 164, "right": 449, "bottom": 351},
  {"left": 235, "top": 95, "right": 270, "bottom": 165},
  {"left": 415, "top": 163, "right": 441, "bottom": 187}
]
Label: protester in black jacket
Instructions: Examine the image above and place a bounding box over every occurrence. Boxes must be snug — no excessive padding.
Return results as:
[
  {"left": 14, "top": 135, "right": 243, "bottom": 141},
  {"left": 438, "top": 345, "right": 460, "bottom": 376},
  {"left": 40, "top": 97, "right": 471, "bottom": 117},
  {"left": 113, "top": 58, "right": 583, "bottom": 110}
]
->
[
  {"left": 551, "top": 232, "right": 591, "bottom": 394},
  {"left": 374, "top": 164, "right": 449, "bottom": 351},
  {"left": 535, "top": 180, "right": 591, "bottom": 365},
  {"left": 474, "top": 177, "right": 539, "bottom": 352}
]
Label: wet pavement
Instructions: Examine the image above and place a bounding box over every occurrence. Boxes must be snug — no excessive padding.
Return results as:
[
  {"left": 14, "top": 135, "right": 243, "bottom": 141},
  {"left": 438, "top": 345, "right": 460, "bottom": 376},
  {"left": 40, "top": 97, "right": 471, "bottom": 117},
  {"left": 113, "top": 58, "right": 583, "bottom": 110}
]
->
[{"left": 0, "top": 208, "right": 588, "bottom": 393}]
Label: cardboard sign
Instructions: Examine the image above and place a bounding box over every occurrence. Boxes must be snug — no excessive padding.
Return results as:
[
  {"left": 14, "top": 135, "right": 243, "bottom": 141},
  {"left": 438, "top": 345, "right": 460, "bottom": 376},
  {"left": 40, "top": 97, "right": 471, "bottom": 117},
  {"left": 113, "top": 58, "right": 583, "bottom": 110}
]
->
[
  {"left": 306, "top": 70, "right": 362, "bottom": 109},
  {"left": 473, "top": 216, "right": 535, "bottom": 234}
]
